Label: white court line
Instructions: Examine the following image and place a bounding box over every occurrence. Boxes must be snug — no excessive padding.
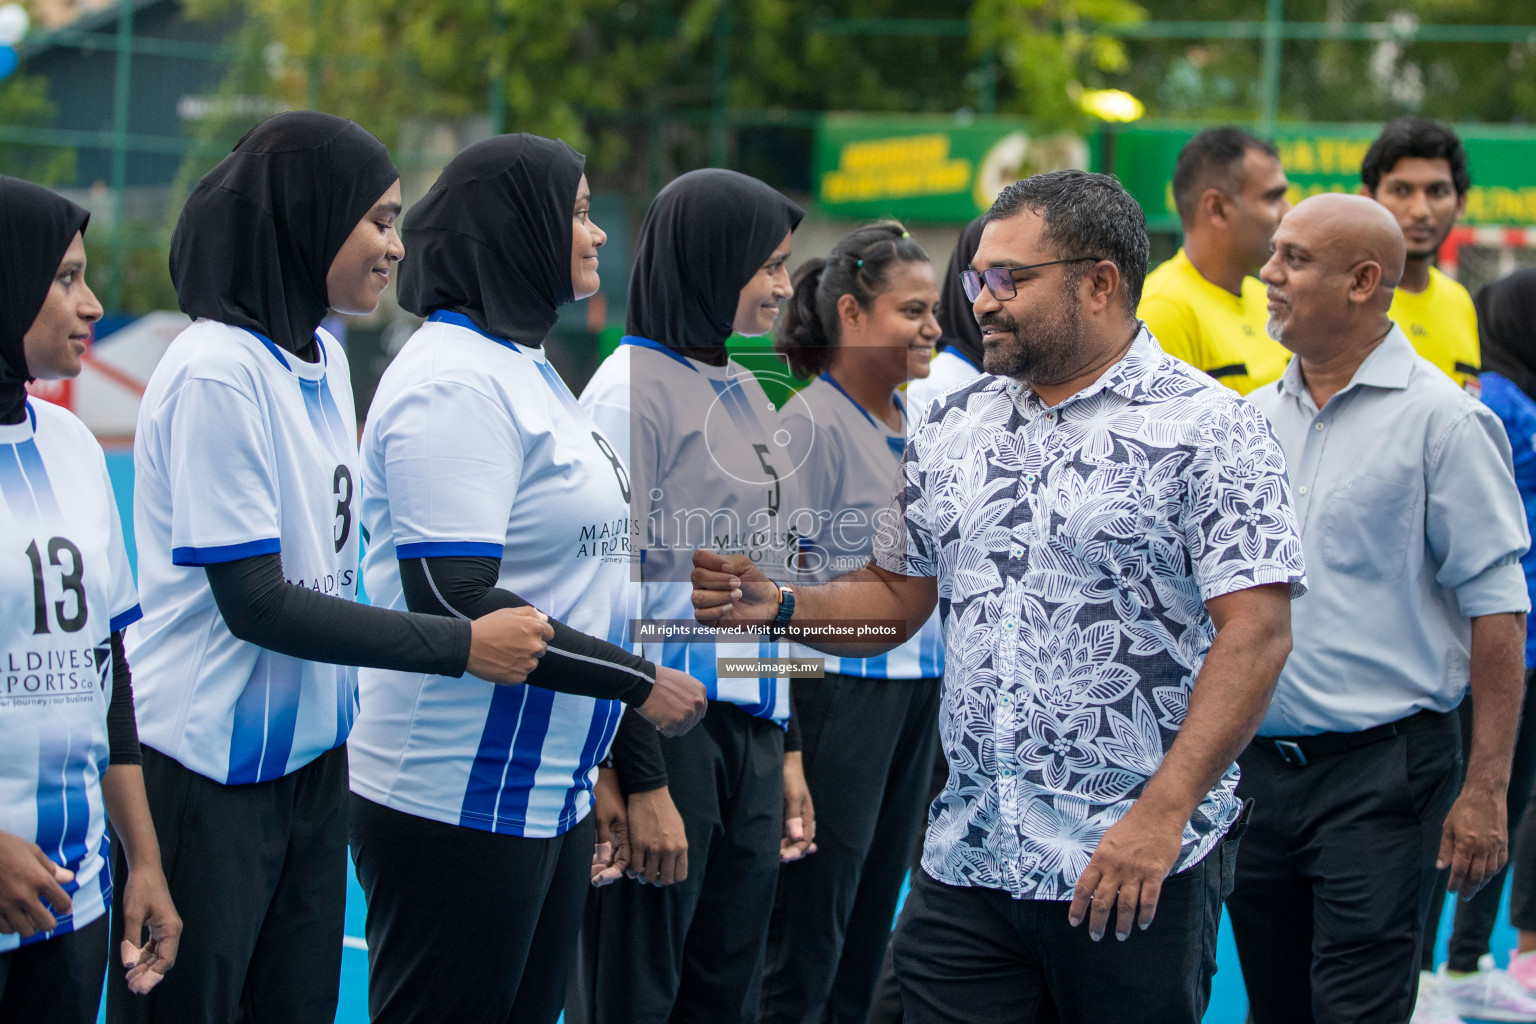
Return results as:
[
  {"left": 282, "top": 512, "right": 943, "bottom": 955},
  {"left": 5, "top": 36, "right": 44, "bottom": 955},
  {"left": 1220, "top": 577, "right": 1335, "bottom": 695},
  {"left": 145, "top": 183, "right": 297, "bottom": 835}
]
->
[{"left": 343, "top": 935, "right": 368, "bottom": 951}]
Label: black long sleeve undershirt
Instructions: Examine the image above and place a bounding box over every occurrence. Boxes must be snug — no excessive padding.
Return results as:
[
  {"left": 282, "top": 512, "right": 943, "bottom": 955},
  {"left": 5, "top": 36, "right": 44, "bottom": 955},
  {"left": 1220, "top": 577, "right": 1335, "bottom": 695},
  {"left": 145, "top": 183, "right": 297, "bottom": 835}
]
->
[
  {"left": 396, "top": 555, "right": 655, "bottom": 706},
  {"left": 107, "top": 631, "right": 141, "bottom": 767},
  {"left": 203, "top": 553, "right": 471, "bottom": 676},
  {"left": 607, "top": 686, "right": 802, "bottom": 796}
]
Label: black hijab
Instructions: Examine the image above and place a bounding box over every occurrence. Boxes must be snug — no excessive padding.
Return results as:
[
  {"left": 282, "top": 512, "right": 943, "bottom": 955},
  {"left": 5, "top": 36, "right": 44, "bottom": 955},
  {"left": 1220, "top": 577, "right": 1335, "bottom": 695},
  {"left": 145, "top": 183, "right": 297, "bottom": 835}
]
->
[
  {"left": 170, "top": 111, "right": 398, "bottom": 355},
  {"left": 937, "top": 213, "right": 986, "bottom": 370},
  {"left": 627, "top": 168, "right": 804, "bottom": 364},
  {"left": 397, "top": 133, "right": 584, "bottom": 346},
  {"left": 1476, "top": 268, "right": 1536, "bottom": 403},
  {"left": 0, "top": 176, "right": 90, "bottom": 424}
]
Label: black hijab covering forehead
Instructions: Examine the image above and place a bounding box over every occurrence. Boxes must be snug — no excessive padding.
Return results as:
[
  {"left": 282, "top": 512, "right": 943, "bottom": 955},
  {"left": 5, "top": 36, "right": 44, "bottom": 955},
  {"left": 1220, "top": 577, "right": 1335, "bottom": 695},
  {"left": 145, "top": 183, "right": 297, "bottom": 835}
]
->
[
  {"left": 397, "top": 133, "right": 584, "bottom": 346},
  {"left": 937, "top": 213, "right": 986, "bottom": 370},
  {"left": 1476, "top": 268, "right": 1536, "bottom": 402},
  {"left": 170, "top": 111, "right": 399, "bottom": 354},
  {"left": 0, "top": 176, "right": 90, "bottom": 424},
  {"left": 627, "top": 168, "right": 804, "bottom": 364}
]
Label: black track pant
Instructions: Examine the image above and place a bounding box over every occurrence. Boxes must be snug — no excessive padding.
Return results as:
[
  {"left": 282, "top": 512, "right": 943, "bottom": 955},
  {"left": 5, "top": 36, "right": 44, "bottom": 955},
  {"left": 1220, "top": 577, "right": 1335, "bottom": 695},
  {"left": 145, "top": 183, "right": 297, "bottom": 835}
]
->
[
  {"left": 890, "top": 841, "right": 1233, "bottom": 1024},
  {"left": 350, "top": 795, "right": 594, "bottom": 1024},
  {"left": 1229, "top": 710, "right": 1460, "bottom": 1024},
  {"left": 0, "top": 914, "right": 108, "bottom": 1024},
  {"left": 760, "top": 673, "right": 940, "bottom": 1024},
  {"left": 106, "top": 744, "right": 348, "bottom": 1024},
  {"left": 567, "top": 701, "right": 784, "bottom": 1024}
]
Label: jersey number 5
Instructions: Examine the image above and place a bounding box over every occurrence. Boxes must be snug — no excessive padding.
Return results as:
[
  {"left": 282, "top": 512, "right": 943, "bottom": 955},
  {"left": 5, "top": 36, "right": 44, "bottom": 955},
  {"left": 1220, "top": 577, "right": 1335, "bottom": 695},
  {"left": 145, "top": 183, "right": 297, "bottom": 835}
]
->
[{"left": 25, "top": 537, "right": 87, "bottom": 634}]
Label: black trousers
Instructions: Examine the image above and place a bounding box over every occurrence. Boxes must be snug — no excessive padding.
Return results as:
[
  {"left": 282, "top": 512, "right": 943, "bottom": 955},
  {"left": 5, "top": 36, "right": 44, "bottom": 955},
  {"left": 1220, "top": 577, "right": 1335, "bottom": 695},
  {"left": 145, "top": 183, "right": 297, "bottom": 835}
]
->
[
  {"left": 890, "top": 842, "right": 1233, "bottom": 1024},
  {"left": 1228, "top": 710, "right": 1460, "bottom": 1024},
  {"left": 568, "top": 701, "right": 784, "bottom": 1024},
  {"left": 0, "top": 914, "right": 108, "bottom": 1024},
  {"left": 1424, "top": 669, "right": 1536, "bottom": 970},
  {"left": 760, "top": 672, "right": 940, "bottom": 1024},
  {"left": 349, "top": 795, "right": 594, "bottom": 1024},
  {"left": 866, "top": 744, "right": 949, "bottom": 1024},
  {"left": 106, "top": 744, "right": 348, "bottom": 1024}
]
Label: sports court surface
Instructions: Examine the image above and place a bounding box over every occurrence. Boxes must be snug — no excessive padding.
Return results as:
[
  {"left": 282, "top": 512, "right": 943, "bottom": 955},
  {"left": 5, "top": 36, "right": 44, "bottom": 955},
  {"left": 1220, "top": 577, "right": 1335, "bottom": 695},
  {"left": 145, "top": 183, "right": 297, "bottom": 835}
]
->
[{"left": 98, "top": 449, "right": 1513, "bottom": 1023}]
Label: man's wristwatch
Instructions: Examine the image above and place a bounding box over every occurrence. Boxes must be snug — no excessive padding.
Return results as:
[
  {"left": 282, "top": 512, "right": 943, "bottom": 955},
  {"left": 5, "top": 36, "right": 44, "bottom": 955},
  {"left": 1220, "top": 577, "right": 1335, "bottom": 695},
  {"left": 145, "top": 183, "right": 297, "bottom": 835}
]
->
[{"left": 769, "top": 585, "right": 796, "bottom": 640}]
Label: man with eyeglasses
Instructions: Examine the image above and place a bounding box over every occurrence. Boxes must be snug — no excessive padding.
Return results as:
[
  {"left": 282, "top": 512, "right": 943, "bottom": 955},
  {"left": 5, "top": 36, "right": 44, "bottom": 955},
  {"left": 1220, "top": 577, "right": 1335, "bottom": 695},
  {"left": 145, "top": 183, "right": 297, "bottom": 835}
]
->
[{"left": 688, "top": 169, "right": 1306, "bottom": 1023}]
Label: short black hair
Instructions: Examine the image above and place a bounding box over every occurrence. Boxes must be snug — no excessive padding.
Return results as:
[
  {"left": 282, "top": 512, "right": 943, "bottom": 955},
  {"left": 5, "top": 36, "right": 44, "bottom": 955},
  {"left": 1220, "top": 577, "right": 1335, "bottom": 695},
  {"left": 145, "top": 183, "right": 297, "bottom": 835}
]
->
[
  {"left": 1170, "top": 127, "right": 1279, "bottom": 227},
  {"left": 1361, "top": 117, "right": 1471, "bottom": 196},
  {"left": 987, "top": 169, "right": 1150, "bottom": 315}
]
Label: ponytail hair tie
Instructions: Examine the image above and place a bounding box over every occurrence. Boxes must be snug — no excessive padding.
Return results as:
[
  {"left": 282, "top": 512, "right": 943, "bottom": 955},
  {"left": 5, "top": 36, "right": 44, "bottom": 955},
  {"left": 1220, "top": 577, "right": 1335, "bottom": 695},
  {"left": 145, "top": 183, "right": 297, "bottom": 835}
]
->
[
  {"left": 855, "top": 258, "right": 864, "bottom": 267},
  {"left": 901, "top": 231, "right": 910, "bottom": 238}
]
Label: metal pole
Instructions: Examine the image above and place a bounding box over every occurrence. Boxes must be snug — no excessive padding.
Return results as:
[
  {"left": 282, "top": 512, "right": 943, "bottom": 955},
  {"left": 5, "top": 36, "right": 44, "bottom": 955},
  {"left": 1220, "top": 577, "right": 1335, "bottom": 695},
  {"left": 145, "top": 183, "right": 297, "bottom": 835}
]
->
[
  {"left": 1260, "top": 0, "right": 1282, "bottom": 134},
  {"left": 487, "top": 2, "right": 506, "bottom": 135},
  {"left": 107, "top": 0, "right": 133, "bottom": 313},
  {"left": 708, "top": 0, "right": 732, "bottom": 167},
  {"left": 979, "top": 46, "right": 997, "bottom": 115},
  {"left": 305, "top": 0, "right": 321, "bottom": 108}
]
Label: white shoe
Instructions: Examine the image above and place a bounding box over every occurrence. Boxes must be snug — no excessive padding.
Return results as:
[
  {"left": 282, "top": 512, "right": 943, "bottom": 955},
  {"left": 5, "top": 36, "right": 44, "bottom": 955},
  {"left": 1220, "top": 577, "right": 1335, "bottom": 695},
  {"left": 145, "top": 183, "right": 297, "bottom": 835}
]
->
[
  {"left": 1413, "top": 970, "right": 1470, "bottom": 1024},
  {"left": 1437, "top": 955, "right": 1536, "bottom": 1022}
]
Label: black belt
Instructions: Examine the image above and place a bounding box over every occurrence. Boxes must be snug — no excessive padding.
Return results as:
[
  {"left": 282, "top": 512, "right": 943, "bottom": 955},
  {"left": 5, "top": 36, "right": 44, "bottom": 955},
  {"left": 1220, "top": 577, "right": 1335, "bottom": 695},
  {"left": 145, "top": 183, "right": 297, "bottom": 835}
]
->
[{"left": 1252, "top": 708, "right": 1451, "bottom": 768}]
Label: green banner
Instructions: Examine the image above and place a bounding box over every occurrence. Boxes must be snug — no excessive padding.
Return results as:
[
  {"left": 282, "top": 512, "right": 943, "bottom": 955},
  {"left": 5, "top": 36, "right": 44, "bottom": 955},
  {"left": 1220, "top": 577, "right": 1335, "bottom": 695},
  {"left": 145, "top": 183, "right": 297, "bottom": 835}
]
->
[
  {"left": 1112, "top": 123, "right": 1536, "bottom": 231},
  {"left": 813, "top": 114, "right": 1096, "bottom": 222}
]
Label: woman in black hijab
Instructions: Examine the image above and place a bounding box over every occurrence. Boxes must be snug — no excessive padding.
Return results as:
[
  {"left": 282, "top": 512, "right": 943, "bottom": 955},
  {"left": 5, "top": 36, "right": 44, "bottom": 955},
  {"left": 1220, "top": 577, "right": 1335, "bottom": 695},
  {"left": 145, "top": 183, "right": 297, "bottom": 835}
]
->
[
  {"left": 0, "top": 177, "right": 180, "bottom": 1022},
  {"left": 114, "top": 113, "right": 554, "bottom": 1024},
  {"left": 572, "top": 169, "right": 808, "bottom": 1024},
  {"left": 1459, "top": 269, "right": 1536, "bottom": 985},
  {"left": 347, "top": 132, "right": 706, "bottom": 1024}
]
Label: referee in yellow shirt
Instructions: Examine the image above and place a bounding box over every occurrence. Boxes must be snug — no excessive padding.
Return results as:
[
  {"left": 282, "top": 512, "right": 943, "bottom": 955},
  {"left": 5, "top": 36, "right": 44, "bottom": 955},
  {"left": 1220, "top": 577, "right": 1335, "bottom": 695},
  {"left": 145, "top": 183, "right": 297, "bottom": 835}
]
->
[
  {"left": 1138, "top": 127, "right": 1292, "bottom": 394},
  {"left": 1362, "top": 116, "right": 1481, "bottom": 391}
]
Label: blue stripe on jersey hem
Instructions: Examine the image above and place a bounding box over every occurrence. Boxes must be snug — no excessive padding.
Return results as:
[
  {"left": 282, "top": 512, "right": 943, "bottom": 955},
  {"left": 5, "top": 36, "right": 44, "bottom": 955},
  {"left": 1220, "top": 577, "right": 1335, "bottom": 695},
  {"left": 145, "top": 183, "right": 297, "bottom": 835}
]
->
[
  {"left": 620, "top": 335, "right": 699, "bottom": 371},
  {"left": 109, "top": 604, "right": 143, "bottom": 633},
  {"left": 171, "top": 537, "right": 282, "bottom": 566},
  {"left": 395, "top": 541, "right": 505, "bottom": 559}
]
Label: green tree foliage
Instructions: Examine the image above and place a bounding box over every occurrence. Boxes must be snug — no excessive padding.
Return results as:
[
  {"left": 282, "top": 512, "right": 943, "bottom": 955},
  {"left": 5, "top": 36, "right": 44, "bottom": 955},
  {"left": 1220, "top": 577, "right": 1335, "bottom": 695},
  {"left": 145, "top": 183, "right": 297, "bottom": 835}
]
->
[
  {"left": 0, "top": 73, "right": 75, "bottom": 184},
  {"left": 177, "top": 0, "right": 1145, "bottom": 190},
  {"left": 1108, "top": 0, "right": 1536, "bottom": 125}
]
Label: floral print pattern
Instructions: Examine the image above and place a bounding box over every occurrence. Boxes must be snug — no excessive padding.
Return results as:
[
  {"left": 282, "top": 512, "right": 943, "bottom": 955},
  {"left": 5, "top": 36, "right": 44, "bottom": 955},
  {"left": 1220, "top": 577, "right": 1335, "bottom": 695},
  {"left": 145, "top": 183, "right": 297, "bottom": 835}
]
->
[{"left": 874, "top": 329, "right": 1306, "bottom": 899}]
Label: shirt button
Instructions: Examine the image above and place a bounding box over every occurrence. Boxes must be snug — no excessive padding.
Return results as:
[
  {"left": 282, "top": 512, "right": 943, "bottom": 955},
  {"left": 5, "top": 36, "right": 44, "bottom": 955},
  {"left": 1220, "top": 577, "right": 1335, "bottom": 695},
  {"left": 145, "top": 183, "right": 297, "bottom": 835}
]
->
[
  {"left": 1001, "top": 767, "right": 1016, "bottom": 779},
  {"left": 1024, "top": 474, "right": 1037, "bottom": 485},
  {"left": 1298, "top": 485, "right": 1309, "bottom": 496},
  {"left": 1003, "top": 619, "right": 1017, "bottom": 630},
  {"left": 1314, "top": 422, "right": 1325, "bottom": 432}
]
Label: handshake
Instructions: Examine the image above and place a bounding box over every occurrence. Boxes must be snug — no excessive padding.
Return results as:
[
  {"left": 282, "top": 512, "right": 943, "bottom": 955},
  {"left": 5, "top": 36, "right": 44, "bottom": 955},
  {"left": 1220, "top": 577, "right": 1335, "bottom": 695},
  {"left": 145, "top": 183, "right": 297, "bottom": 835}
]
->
[{"left": 459, "top": 605, "right": 709, "bottom": 738}]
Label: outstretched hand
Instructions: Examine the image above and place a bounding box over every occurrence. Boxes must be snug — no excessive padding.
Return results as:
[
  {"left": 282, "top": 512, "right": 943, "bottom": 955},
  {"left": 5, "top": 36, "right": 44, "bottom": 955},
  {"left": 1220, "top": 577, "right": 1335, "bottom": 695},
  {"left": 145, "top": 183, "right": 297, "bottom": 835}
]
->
[{"left": 690, "top": 551, "right": 779, "bottom": 627}]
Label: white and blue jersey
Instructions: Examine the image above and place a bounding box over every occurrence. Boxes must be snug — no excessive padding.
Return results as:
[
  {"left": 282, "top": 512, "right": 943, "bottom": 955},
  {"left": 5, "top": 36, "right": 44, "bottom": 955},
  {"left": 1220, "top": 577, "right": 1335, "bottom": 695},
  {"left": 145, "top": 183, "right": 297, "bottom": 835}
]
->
[
  {"left": 0, "top": 399, "right": 140, "bottom": 950},
  {"left": 129, "top": 320, "right": 360, "bottom": 786},
  {"left": 581, "top": 339, "right": 797, "bottom": 722},
  {"left": 348, "top": 312, "right": 634, "bottom": 838},
  {"left": 904, "top": 346, "right": 984, "bottom": 424},
  {"left": 782, "top": 375, "right": 943, "bottom": 679}
]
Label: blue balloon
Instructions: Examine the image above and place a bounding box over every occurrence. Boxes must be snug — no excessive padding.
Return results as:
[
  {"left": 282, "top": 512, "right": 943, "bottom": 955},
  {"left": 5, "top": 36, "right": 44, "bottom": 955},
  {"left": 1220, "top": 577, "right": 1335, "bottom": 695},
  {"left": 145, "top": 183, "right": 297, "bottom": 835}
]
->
[{"left": 0, "top": 46, "right": 15, "bottom": 80}]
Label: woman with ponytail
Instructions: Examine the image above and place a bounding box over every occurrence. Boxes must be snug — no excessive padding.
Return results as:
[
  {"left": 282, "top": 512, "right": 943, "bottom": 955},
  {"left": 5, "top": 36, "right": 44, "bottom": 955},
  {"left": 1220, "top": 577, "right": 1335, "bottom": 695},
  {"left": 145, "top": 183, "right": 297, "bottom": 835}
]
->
[{"left": 760, "top": 221, "right": 944, "bottom": 1024}]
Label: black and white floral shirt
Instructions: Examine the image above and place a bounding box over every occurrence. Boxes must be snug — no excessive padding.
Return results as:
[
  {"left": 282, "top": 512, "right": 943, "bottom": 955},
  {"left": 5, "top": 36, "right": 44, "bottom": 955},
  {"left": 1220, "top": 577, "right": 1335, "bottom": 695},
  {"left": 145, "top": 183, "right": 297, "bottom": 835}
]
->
[{"left": 873, "top": 328, "right": 1307, "bottom": 900}]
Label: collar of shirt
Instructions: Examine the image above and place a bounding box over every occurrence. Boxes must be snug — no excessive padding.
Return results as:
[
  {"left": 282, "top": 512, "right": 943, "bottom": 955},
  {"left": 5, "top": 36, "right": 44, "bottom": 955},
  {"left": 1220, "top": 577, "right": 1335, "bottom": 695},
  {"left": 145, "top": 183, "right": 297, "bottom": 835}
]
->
[{"left": 1276, "top": 323, "right": 1416, "bottom": 412}]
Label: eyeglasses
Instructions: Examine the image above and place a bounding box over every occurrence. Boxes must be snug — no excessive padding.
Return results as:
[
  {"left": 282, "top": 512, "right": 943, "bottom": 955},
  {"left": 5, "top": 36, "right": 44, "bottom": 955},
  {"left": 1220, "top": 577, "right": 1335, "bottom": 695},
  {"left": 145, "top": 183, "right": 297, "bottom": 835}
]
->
[{"left": 960, "top": 257, "right": 1105, "bottom": 302}]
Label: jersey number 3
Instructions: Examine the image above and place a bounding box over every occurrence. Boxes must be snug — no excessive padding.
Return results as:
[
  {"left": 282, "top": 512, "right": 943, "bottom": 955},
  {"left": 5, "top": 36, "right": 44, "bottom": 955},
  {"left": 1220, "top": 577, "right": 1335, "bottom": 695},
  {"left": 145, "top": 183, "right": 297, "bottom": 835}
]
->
[
  {"left": 25, "top": 537, "right": 87, "bottom": 634},
  {"left": 334, "top": 465, "right": 354, "bottom": 554}
]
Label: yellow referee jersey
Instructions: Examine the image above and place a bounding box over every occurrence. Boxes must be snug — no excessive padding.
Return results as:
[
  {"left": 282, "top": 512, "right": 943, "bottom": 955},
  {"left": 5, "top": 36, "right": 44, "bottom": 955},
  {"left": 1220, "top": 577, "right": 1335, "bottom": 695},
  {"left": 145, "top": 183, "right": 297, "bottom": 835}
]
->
[
  {"left": 1387, "top": 266, "right": 1481, "bottom": 390},
  {"left": 1137, "top": 249, "right": 1291, "bottom": 395}
]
